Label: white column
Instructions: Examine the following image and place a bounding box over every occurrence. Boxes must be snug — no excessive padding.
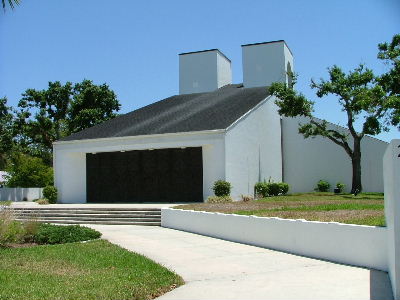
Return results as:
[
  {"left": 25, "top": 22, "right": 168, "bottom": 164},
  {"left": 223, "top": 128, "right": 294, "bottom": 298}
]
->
[{"left": 383, "top": 139, "right": 400, "bottom": 300}]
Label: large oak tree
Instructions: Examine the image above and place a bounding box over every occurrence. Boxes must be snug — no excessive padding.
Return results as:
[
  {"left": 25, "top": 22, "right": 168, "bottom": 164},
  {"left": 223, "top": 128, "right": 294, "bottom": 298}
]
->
[{"left": 269, "top": 35, "right": 400, "bottom": 193}]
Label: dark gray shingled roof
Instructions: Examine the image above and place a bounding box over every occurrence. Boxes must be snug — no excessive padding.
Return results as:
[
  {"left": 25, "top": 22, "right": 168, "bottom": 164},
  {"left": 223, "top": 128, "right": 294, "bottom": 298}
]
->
[{"left": 60, "top": 84, "right": 270, "bottom": 142}]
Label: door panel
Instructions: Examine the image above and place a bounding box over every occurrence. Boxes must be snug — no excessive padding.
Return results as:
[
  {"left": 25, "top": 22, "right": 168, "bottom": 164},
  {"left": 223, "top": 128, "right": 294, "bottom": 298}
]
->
[{"left": 86, "top": 147, "right": 203, "bottom": 203}]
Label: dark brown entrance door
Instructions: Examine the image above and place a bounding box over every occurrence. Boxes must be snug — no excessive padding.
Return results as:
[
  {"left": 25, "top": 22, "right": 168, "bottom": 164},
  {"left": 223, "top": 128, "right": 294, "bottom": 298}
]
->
[{"left": 86, "top": 147, "right": 203, "bottom": 203}]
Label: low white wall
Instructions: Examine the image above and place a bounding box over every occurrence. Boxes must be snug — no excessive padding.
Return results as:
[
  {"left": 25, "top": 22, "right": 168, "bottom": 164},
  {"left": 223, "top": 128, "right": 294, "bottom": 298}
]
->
[
  {"left": 0, "top": 188, "right": 43, "bottom": 202},
  {"left": 384, "top": 140, "right": 400, "bottom": 300},
  {"left": 162, "top": 208, "right": 387, "bottom": 272}
]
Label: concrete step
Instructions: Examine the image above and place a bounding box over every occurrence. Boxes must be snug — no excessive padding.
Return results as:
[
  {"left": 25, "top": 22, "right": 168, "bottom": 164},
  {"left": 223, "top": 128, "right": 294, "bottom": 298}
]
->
[
  {"left": 11, "top": 207, "right": 162, "bottom": 211},
  {"left": 9, "top": 207, "right": 162, "bottom": 225},
  {"left": 16, "top": 217, "right": 161, "bottom": 222},
  {"left": 15, "top": 213, "right": 161, "bottom": 218},
  {"left": 15, "top": 219, "right": 161, "bottom": 225}
]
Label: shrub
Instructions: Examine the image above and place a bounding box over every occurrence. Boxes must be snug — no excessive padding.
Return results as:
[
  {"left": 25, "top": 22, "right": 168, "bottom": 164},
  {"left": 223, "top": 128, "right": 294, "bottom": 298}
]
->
[
  {"left": 206, "top": 196, "right": 233, "bottom": 203},
  {"left": 35, "top": 198, "right": 49, "bottom": 205},
  {"left": 34, "top": 224, "right": 101, "bottom": 245},
  {"left": 5, "top": 154, "right": 53, "bottom": 187},
  {"left": 255, "top": 181, "right": 290, "bottom": 197},
  {"left": 316, "top": 180, "right": 330, "bottom": 192},
  {"left": 0, "top": 209, "right": 25, "bottom": 246},
  {"left": 43, "top": 186, "right": 57, "bottom": 204},
  {"left": 255, "top": 182, "right": 269, "bottom": 198},
  {"left": 336, "top": 182, "right": 345, "bottom": 193},
  {"left": 241, "top": 195, "right": 253, "bottom": 202},
  {"left": 268, "top": 183, "right": 281, "bottom": 196},
  {"left": 213, "top": 180, "right": 231, "bottom": 197},
  {"left": 278, "top": 182, "right": 290, "bottom": 195}
]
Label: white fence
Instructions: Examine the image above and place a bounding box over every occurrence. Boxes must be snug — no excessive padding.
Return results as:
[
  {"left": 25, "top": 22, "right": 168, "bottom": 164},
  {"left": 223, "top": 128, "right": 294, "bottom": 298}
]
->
[
  {"left": 162, "top": 139, "right": 400, "bottom": 300},
  {"left": 0, "top": 188, "right": 43, "bottom": 202}
]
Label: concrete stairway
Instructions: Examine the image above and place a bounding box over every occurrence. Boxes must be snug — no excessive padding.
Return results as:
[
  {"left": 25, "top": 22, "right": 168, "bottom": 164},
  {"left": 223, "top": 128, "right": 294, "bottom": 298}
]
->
[{"left": 11, "top": 207, "right": 161, "bottom": 226}]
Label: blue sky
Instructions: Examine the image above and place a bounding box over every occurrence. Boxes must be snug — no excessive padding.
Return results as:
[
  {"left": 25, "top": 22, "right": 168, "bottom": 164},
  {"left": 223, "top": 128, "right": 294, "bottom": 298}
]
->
[{"left": 0, "top": 0, "right": 399, "bottom": 141}]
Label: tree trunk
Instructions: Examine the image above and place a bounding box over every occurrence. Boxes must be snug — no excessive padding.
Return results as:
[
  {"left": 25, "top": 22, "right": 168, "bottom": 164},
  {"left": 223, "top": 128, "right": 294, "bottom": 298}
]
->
[{"left": 351, "top": 139, "right": 362, "bottom": 194}]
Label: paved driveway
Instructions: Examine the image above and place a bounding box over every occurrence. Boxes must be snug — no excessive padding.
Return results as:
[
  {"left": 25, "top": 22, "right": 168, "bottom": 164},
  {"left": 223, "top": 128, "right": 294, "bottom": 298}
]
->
[{"left": 88, "top": 225, "right": 393, "bottom": 300}]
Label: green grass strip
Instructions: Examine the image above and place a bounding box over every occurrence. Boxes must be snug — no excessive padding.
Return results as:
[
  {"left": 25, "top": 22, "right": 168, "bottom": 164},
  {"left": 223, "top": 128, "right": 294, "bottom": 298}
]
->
[
  {"left": 0, "top": 240, "right": 183, "bottom": 300},
  {"left": 235, "top": 203, "right": 383, "bottom": 216}
]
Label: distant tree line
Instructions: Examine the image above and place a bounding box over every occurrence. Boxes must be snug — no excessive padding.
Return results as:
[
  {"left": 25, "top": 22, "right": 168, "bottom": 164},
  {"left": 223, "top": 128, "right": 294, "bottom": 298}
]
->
[{"left": 0, "top": 80, "right": 120, "bottom": 186}]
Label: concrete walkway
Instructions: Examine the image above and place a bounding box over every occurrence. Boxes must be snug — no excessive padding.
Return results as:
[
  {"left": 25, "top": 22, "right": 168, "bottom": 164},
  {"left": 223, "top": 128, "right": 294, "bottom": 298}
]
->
[{"left": 88, "top": 225, "right": 393, "bottom": 300}]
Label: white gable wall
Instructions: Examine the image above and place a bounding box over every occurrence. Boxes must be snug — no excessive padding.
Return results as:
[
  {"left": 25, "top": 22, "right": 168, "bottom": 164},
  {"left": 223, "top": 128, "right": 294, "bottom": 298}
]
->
[
  {"left": 225, "top": 96, "right": 282, "bottom": 200},
  {"left": 282, "top": 116, "right": 387, "bottom": 193}
]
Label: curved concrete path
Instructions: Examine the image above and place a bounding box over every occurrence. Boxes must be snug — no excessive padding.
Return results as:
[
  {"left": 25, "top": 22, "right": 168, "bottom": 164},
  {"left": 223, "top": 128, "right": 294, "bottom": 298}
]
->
[{"left": 88, "top": 225, "right": 393, "bottom": 300}]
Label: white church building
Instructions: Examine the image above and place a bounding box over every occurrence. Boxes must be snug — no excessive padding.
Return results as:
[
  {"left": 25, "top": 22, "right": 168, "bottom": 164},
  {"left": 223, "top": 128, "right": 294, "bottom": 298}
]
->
[{"left": 53, "top": 40, "right": 388, "bottom": 203}]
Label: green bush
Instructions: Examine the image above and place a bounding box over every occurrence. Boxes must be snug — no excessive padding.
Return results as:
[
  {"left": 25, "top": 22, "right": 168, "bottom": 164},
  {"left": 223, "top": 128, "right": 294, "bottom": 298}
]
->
[
  {"left": 34, "top": 224, "right": 101, "bottom": 245},
  {"left": 316, "top": 180, "right": 330, "bottom": 192},
  {"left": 0, "top": 210, "right": 26, "bottom": 246},
  {"left": 278, "top": 182, "right": 290, "bottom": 195},
  {"left": 213, "top": 180, "right": 231, "bottom": 196},
  {"left": 206, "top": 196, "right": 233, "bottom": 203},
  {"left": 336, "top": 182, "right": 345, "bottom": 193},
  {"left": 268, "top": 183, "right": 281, "bottom": 196},
  {"left": 5, "top": 154, "right": 53, "bottom": 188},
  {"left": 255, "top": 181, "right": 290, "bottom": 197},
  {"left": 43, "top": 186, "right": 58, "bottom": 204},
  {"left": 255, "top": 182, "right": 269, "bottom": 197}
]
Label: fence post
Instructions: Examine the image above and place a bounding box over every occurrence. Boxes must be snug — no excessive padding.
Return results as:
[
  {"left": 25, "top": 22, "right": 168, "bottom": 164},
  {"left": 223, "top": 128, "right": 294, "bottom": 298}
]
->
[{"left": 384, "top": 139, "right": 400, "bottom": 300}]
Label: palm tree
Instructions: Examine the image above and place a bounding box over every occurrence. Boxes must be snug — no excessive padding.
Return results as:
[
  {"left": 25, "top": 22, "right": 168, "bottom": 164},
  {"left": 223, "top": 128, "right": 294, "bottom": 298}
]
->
[{"left": 2, "top": 0, "right": 20, "bottom": 11}]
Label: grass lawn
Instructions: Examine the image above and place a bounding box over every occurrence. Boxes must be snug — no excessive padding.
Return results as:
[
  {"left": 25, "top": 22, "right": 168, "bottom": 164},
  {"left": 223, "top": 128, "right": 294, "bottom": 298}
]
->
[
  {"left": 175, "top": 193, "right": 385, "bottom": 226},
  {"left": 0, "top": 240, "right": 184, "bottom": 300}
]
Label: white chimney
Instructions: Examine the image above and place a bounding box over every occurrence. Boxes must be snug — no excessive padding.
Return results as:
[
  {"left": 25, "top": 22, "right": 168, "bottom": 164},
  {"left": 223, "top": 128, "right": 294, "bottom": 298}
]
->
[
  {"left": 179, "top": 49, "right": 232, "bottom": 94},
  {"left": 242, "top": 40, "right": 294, "bottom": 88}
]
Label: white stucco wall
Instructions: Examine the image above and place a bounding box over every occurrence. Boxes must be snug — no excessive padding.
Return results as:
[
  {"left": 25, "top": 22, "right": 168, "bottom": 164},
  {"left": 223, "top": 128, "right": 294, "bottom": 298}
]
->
[
  {"left": 54, "top": 151, "right": 86, "bottom": 203},
  {"left": 225, "top": 96, "right": 282, "bottom": 199},
  {"left": 162, "top": 208, "right": 387, "bottom": 272},
  {"left": 282, "top": 116, "right": 387, "bottom": 193},
  {"left": 179, "top": 50, "right": 231, "bottom": 94},
  {"left": 0, "top": 188, "right": 43, "bottom": 202},
  {"left": 53, "top": 131, "right": 225, "bottom": 203},
  {"left": 242, "top": 41, "right": 293, "bottom": 88},
  {"left": 384, "top": 140, "right": 400, "bottom": 300}
]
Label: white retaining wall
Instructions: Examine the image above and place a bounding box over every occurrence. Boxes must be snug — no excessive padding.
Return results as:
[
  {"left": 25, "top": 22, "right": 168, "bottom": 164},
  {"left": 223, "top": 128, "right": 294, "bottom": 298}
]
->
[
  {"left": 384, "top": 139, "right": 400, "bottom": 300},
  {"left": 0, "top": 188, "right": 43, "bottom": 202},
  {"left": 161, "top": 208, "right": 387, "bottom": 271}
]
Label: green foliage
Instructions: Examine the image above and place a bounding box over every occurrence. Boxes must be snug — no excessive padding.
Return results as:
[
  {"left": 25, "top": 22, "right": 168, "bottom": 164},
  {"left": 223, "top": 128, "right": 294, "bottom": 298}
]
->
[
  {"left": 2, "top": 0, "right": 20, "bottom": 11},
  {"left": 255, "top": 182, "right": 269, "bottom": 197},
  {"left": 15, "top": 80, "right": 121, "bottom": 163},
  {"left": 268, "top": 35, "right": 400, "bottom": 193},
  {"left": 206, "top": 195, "right": 233, "bottom": 203},
  {"left": 0, "top": 97, "right": 14, "bottom": 169},
  {"left": 68, "top": 80, "right": 121, "bottom": 133},
  {"left": 43, "top": 185, "right": 57, "bottom": 203},
  {"left": 212, "top": 180, "right": 231, "bottom": 196},
  {"left": 336, "top": 182, "right": 345, "bottom": 193},
  {"left": 5, "top": 154, "right": 53, "bottom": 187},
  {"left": 34, "top": 224, "right": 101, "bottom": 245},
  {"left": 278, "top": 182, "right": 290, "bottom": 195},
  {"left": 316, "top": 180, "right": 330, "bottom": 192},
  {"left": 255, "top": 181, "right": 289, "bottom": 197},
  {"left": 267, "top": 182, "right": 281, "bottom": 196},
  {"left": 378, "top": 34, "right": 400, "bottom": 128},
  {"left": 0, "top": 210, "right": 25, "bottom": 246}
]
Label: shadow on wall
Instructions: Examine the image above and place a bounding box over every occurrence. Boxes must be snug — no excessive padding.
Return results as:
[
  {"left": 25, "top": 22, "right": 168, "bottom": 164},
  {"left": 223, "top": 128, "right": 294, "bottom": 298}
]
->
[{"left": 370, "top": 269, "right": 394, "bottom": 300}]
